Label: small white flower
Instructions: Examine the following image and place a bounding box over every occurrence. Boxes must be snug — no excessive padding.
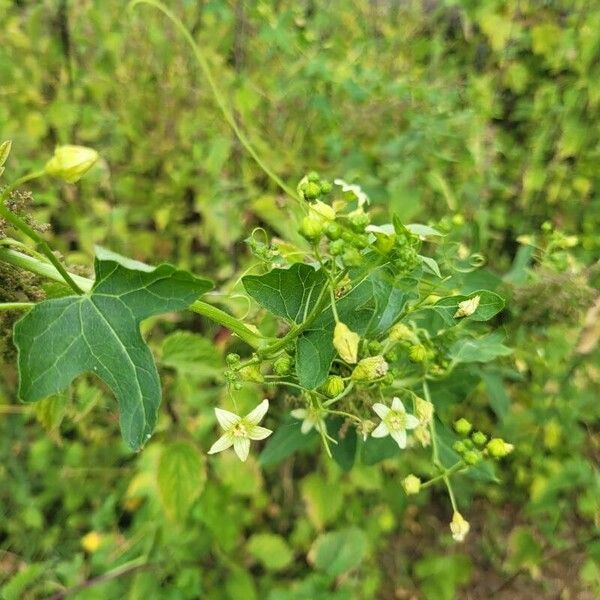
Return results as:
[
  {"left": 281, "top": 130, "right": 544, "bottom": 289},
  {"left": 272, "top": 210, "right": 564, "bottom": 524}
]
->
[
  {"left": 450, "top": 511, "right": 470, "bottom": 542},
  {"left": 334, "top": 178, "right": 370, "bottom": 207},
  {"left": 208, "top": 399, "right": 272, "bottom": 462},
  {"left": 291, "top": 407, "right": 326, "bottom": 435},
  {"left": 371, "top": 397, "right": 420, "bottom": 449},
  {"left": 454, "top": 295, "right": 480, "bottom": 318}
]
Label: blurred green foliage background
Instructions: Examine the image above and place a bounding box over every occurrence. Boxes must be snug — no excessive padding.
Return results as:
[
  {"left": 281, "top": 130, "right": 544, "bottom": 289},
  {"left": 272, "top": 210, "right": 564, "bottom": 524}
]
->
[{"left": 0, "top": 0, "right": 599, "bottom": 598}]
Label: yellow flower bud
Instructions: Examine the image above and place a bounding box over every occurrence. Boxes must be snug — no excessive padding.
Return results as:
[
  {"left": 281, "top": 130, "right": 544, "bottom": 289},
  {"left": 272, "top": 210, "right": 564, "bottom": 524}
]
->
[
  {"left": 239, "top": 364, "right": 264, "bottom": 383},
  {"left": 81, "top": 531, "right": 102, "bottom": 553},
  {"left": 402, "top": 474, "right": 421, "bottom": 495},
  {"left": 486, "top": 438, "right": 514, "bottom": 458},
  {"left": 450, "top": 511, "right": 470, "bottom": 542},
  {"left": 408, "top": 344, "right": 428, "bottom": 363},
  {"left": 45, "top": 145, "right": 99, "bottom": 183},
  {"left": 415, "top": 397, "right": 434, "bottom": 424},
  {"left": 309, "top": 200, "right": 336, "bottom": 221},
  {"left": 351, "top": 355, "right": 389, "bottom": 382},
  {"left": 333, "top": 322, "right": 360, "bottom": 364},
  {"left": 388, "top": 322, "right": 413, "bottom": 342},
  {"left": 322, "top": 375, "right": 345, "bottom": 398},
  {"left": 414, "top": 425, "right": 431, "bottom": 447},
  {"left": 454, "top": 295, "right": 481, "bottom": 318}
]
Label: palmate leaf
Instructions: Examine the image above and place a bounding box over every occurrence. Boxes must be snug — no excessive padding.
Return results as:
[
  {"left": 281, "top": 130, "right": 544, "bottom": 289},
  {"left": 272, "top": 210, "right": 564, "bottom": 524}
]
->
[{"left": 14, "top": 247, "right": 212, "bottom": 450}]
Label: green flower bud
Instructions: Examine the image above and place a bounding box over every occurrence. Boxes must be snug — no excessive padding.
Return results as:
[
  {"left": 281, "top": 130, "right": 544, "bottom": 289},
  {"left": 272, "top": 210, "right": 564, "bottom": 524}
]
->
[
  {"left": 45, "top": 145, "right": 99, "bottom": 183},
  {"left": 226, "top": 353, "right": 241, "bottom": 366},
  {"left": 389, "top": 323, "right": 413, "bottom": 342},
  {"left": 325, "top": 222, "right": 342, "bottom": 240},
  {"left": 454, "top": 418, "right": 472, "bottom": 436},
  {"left": 322, "top": 375, "right": 345, "bottom": 398},
  {"left": 351, "top": 355, "right": 389, "bottom": 382},
  {"left": 367, "top": 340, "right": 382, "bottom": 355},
  {"left": 299, "top": 216, "right": 323, "bottom": 242},
  {"left": 329, "top": 239, "right": 345, "bottom": 255},
  {"left": 472, "top": 431, "right": 487, "bottom": 446},
  {"left": 463, "top": 450, "right": 480, "bottom": 465},
  {"left": 452, "top": 440, "right": 466, "bottom": 454},
  {"left": 307, "top": 171, "right": 320, "bottom": 182},
  {"left": 351, "top": 234, "right": 369, "bottom": 249},
  {"left": 408, "top": 344, "right": 428, "bottom": 363},
  {"left": 333, "top": 322, "right": 360, "bottom": 364},
  {"left": 320, "top": 180, "right": 333, "bottom": 194},
  {"left": 273, "top": 353, "right": 293, "bottom": 376},
  {"left": 373, "top": 232, "right": 396, "bottom": 254},
  {"left": 402, "top": 474, "right": 421, "bottom": 495},
  {"left": 238, "top": 364, "right": 264, "bottom": 383},
  {"left": 348, "top": 210, "right": 370, "bottom": 232},
  {"left": 486, "top": 438, "right": 514, "bottom": 458},
  {"left": 342, "top": 247, "right": 362, "bottom": 267},
  {"left": 384, "top": 350, "right": 398, "bottom": 362},
  {"left": 303, "top": 180, "right": 321, "bottom": 200}
]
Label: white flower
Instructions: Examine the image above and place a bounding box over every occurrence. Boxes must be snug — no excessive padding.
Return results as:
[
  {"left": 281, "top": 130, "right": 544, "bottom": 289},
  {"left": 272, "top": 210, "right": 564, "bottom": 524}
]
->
[
  {"left": 454, "top": 295, "right": 480, "bottom": 318},
  {"left": 371, "top": 397, "right": 420, "bottom": 449},
  {"left": 450, "top": 511, "right": 470, "bottom": 542},
  {"left": 208, "top": 399, "right": 272, "bottom": 462},
  {"left": 334, "top": 178, "right": 370, "bottom": 207},
  {"left": 291, "top": 407, "right": 326, "bottom": 435}
]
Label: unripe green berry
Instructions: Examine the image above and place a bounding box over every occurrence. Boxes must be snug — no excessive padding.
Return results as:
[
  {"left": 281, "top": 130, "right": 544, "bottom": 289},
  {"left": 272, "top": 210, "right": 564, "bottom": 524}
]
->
[
  {"left": 384, "top": 350, "right": 398, "bottom": 362},
  {"left": 299, "top": 216, "right": 323, "bottom": 242},
  {"left": 322, "top": 375, "right": 345, "bottom": 398},
  {"left": 454, "top": 418, "right": 472, "bottom": 436},
  {"left": 273, "top": 353, "right": 293, "bottom": 376}
]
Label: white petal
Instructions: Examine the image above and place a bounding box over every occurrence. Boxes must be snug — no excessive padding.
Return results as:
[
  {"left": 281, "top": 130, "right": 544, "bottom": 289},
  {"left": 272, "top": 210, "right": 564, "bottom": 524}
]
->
[
  {"left": 291, "top": 409, "right": 307, "bottom": 420},
  {"left": 372, "top": 403, "right": 390, "bottom": 419},
  {"left": 248, "top": 425, "right": 273, "bottom": 441},
  {"left": 405, "top": 414, "right": 420, "bottom": 430},
  {"left": 391, "top": 397, "right": 405, "bottom": 412},
  {"left": 301, "top": 419, "right": 314, "bottom": 434},
  {"left": 391, "top": 429, "right": 407, "bottom": 449},
  {"left": 208, "top": 433, "right": 233, "bottom": 454},
  {"left": 233, "top": 437, "right": 251, "bottom": 462},
  {"left": 371, "top": 422, "right": 390, "bottom": 438},
  {"left": 245, "top": 399, "right": 269, "bottom": 425},
  {"left": 214, "top": 407, "right": 240, "bottom": 430}
]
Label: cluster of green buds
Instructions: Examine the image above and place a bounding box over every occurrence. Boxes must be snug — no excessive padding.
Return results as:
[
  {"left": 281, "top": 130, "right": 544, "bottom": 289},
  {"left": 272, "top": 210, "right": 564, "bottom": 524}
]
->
[
  {"left": 297, "top": 173, "right": 421, "bottom": 273},
  {"left": 453, "top": 418, "right": 514, "bottom": 464},
  {"left": 245, "top": 229, "right": 282, "bottom": 264}
]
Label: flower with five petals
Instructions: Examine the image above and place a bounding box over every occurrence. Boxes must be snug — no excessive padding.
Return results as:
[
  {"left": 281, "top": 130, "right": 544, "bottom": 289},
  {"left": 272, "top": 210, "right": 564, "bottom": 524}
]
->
[{"left": 371, "top": 397, "right": 420, "bottom": 449}]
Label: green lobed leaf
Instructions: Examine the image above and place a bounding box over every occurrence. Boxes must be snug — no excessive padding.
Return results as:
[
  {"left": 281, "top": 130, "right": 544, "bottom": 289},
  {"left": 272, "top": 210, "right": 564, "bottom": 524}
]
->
[
  {"left": 433, "top": 289, "right": 505, "bottom": 325},
  {"left": 242, "top": 263, "right": 328, "bottom": 324},
  {"left": 449, "top": 332, "right": 512, "bottom": 364},
  {"left": 157, "top": 441, "right": 206, "bottom": 522},
  {"left": 309, "top": 527, "right": 368, "bottom": 576},
  {"left": 14, "top": 247, "right": 212, "bottom": 450},
  {"left": 160, "top": 331, "right": 222, "bottom": 378}
]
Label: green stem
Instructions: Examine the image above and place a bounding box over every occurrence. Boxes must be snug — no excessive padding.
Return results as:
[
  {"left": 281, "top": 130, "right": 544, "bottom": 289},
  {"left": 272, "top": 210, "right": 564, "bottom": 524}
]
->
[
  {"left": 1, "top": 172, "right": 85, "bottom": 294},
  {"left": 0, "top": 247, "right": 92, "bottom": 292},
  {"left": 423, "top": 379, "right": 442, "bottom": 469},
  {"left": 189, "top": 300, "right": 264, "bottom": 349},
  {"left": 0, "top": 247, "right": 264, "bottom": 349},
  {"left": 420, "top": 461, "right": 465, "bottom": 489},
  {"left": 0, "top": 302, "right": 34, "bottom": 311},
  {"left": 129, "top": 0, "right": 300, "bottom": 204}
]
